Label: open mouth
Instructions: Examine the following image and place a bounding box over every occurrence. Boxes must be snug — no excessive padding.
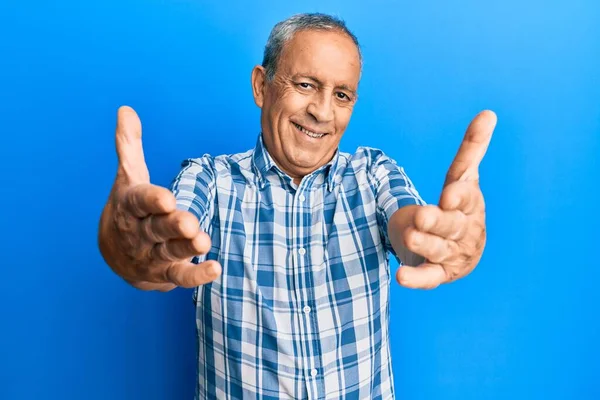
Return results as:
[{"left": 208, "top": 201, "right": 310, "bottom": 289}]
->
[{"left": 293, "top": 122, "right": 327, "bottom": 139}]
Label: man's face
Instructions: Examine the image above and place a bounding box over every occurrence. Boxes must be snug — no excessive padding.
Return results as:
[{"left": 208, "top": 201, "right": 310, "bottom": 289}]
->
[{"left": 252, "top": 29, "right": 361, "bottom": 183}]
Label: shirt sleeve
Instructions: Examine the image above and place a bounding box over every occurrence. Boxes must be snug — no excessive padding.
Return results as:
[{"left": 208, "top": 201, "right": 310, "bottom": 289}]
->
[
  {"left": 369, "top": 150, "right": 426, "bottom": 264},
  {"left": 169, "top": 155, "right": 217, "bottom": 262}
]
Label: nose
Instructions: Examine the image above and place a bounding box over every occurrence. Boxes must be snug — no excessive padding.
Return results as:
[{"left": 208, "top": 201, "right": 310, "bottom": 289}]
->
[{"left": 307, "top": 91, "right": 334, "bottom": 123}]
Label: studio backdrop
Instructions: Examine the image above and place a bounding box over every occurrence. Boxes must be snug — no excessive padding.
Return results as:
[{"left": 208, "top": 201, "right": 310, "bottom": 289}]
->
[{"left": 1, "top": 1, "right": 598, "bottom": 399}]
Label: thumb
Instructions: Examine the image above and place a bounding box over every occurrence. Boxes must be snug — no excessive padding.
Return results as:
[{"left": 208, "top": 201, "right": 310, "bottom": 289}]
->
[
  {"left": 444, "top": 110, "right": 496, "bottom": 187},
  {"left": 115, "top": 105, "right": 150, "bottom": 185}
]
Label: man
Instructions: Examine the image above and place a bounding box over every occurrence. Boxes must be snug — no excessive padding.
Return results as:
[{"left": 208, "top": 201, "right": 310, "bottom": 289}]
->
[{"left": 98, "top": 13, "right": 495, "bottom": 400}]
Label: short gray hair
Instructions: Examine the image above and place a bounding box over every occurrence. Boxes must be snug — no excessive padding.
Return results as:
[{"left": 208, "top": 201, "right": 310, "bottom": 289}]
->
[{"left": 261, "top": 13, "right": 362, "bottom": 81}]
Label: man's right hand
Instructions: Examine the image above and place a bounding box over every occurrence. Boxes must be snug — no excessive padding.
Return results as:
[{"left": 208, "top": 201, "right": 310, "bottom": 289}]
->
[{"left": 98, "top": 106, "right": 221, "bottom": 292}]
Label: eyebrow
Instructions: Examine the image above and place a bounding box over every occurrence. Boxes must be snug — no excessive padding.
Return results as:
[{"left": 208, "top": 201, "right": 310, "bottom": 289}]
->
[{"left": 293, "top": 74, "right": 358, "bottom": 96}]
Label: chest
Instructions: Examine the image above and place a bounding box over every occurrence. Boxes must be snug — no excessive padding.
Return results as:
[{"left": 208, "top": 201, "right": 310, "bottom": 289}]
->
[{"left": 205, "top": 174, "right": 391, "bottom": 306}]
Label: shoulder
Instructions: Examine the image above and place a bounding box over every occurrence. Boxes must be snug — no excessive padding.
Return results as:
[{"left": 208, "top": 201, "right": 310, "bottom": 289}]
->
[
  {"left": 338, "top": 146, "right": 400, "bottom": 176},
  {"left": 178, "top": 148, "right": 255, "bottom": 182}
]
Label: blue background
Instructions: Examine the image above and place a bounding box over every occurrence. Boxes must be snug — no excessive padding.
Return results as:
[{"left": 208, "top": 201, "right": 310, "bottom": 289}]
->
[{"left": 1, "top": 0, "right": 599, "bottom": 399}]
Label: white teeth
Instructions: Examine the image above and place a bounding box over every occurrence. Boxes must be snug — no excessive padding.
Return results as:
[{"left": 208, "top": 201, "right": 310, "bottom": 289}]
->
[{"left": 295, "top": 123, "right": 325, "bottom": 138}]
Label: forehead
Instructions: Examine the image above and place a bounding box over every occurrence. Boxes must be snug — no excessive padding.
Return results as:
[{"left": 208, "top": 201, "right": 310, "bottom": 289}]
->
[{"left": 278, "top": 29, "right": 361, "bottom": 87}]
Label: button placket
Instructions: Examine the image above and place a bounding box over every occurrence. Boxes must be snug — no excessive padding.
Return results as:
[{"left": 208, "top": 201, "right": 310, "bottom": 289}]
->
[{"left": 293, "top": 182, "right": 323, "bottom": 397}]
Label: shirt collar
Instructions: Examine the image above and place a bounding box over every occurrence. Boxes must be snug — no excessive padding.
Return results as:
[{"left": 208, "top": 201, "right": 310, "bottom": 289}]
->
[{"left": 251, "top": 133, "right": 341, "bottom": 191}]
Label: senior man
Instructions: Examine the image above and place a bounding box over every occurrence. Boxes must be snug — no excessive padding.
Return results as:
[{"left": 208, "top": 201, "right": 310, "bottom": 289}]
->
[{"left": 99, "top": 12, "right": 495, "bottom": 400}]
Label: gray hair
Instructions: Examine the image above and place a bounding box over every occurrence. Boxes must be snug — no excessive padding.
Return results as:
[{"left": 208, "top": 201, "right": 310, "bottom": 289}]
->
[{"left": 261, "top": 13, "right": 362, "bottom": 81}]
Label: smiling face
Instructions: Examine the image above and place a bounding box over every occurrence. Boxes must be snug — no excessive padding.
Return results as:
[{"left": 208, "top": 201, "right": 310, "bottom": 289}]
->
[{"left": 251, "top": 29, "right": 361, "bottom": 183}]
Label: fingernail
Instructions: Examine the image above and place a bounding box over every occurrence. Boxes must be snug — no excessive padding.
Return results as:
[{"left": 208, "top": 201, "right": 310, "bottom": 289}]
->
[
  {"left": 422, "top": 216, "right": 434, "bottom": 230},
  {"left": 208, "top": 263, "right": 221, "bottom": 277},
  {"left": 412, "top": 232, "right": 422, "bottom": 246}
]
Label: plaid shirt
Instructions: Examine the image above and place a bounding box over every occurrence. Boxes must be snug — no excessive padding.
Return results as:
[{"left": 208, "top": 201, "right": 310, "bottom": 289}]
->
[{"left": 171, "top": 135, "right": 425, "bottom": 400}]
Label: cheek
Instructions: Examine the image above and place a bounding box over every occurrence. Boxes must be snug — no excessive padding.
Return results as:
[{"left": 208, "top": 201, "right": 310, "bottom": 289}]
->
[
  {"left": 265, "top": 87, "right": 294, "bottom": 115},
  {"left": 334, "top": 107, "right": 354, "bottom": 130}
]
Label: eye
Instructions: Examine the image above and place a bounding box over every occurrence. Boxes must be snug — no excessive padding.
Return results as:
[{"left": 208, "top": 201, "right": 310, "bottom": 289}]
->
[
  {"left": 298, "top": 82, "right": 313, "bottom": 89},
  {"left": 336, "top": 92, "right": 352, "bottom": 102}
]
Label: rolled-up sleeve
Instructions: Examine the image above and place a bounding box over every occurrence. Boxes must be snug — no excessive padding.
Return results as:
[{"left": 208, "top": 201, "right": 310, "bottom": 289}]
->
[
  {"left": 369, "top": 150, "right": 426, "bottom": 262},
  {"left": 169, "top": 154, "right": 216, "bottom": 241}
]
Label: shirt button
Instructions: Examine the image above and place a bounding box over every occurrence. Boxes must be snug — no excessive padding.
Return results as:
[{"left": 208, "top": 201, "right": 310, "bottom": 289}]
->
[
  {"left": 299, "top": 194, "right": 306, "bottom": 202},
  {"left": 303, "top": 306, "right": 311, "bottom": 314},
  {"left": 298, "top": 248, "right": 306, "bottom": 256},
  {"left": 311, "top": 369, "right": 318, "bottom": 377}
]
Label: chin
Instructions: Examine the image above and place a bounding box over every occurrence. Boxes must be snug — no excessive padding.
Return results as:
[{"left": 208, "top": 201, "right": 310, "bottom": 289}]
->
[{"left": 288, "top": 150, "right": 322, "bottom": 168}]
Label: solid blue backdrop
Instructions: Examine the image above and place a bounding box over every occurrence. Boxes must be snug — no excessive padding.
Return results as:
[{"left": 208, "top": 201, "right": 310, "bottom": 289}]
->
[{"left": 1, "top": 0, "right": 598, "bottom": 399}]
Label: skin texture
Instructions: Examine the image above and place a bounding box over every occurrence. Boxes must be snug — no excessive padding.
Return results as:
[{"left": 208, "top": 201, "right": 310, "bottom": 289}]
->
[
  {"left": 97, "top": 27, "right": 496, "bottom": 291},
  {"left": 388, "top": 110, "right": 496, "bottom": 289},
  {"left": 251, "top": 29, "right": 361, "bottom": 185},
  {"left": 97, "top": 106, "right": 222, "bottom": 292}
]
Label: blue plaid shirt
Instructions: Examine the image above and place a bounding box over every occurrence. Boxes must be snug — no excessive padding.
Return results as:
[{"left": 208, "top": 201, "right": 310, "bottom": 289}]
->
[{"left": 171, "top": 135, "right": 425, "bottom": 400}]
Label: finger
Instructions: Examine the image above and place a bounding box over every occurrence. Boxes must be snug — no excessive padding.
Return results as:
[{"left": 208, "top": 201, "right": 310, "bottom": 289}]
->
[
  {"left": 151, "top": 231, "right": 212, "bottom": 262},
  {"left": 124, "top": 184, "right": 177, "bottom": 218},
  {"left": 403, "top": 226, "right": 458, "bottom": 264},
  {"left": 438, "top": 181, "right": 482, "bottom": 215},
  {"left": 414, "top": 205, "right": 468, "bottom": 241},
  {"left": 166, "top": 260, "right": 222, "bottom": 288},
  {"left": 126, "top": 279, "right": 177, "bottom": 292},
  {"left": 139, "top": 210, "right": 200, "bottom": 243},
  {"left": 115, "top": 106, "right": 150, "bottom": 185},
  {"left": 396, "top": 263, "right": 447, "bottom": 289},
  {"left": 445, "top": 110, "right": 496, "bottom": 185}
]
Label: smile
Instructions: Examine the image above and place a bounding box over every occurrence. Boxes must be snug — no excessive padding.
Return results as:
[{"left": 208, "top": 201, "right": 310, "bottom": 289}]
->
[{"left": 293, "top": 122, "right": 327, "bottom": 139}]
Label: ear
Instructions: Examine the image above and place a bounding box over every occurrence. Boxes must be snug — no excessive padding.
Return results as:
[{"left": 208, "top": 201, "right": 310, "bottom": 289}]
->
[{"left": 251, "top": 65, "right": 267, "bottom": 108}]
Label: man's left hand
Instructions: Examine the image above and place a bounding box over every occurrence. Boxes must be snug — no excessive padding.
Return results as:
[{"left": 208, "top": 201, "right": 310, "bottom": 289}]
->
[{"left": 397, "top": 110, "right": 497, "bottom": 289}]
